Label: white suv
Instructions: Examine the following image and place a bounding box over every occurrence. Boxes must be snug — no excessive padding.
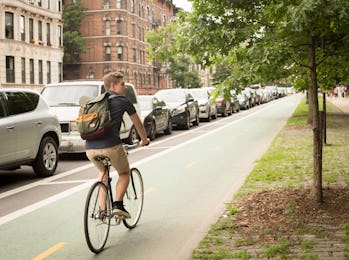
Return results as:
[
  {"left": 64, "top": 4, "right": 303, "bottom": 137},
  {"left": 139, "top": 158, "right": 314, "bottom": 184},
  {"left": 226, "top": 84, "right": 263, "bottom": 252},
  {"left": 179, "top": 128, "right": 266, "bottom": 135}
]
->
[
  {"left": 41, "top": 81, "right": 140, "bottom": 153},
  {"left": 0, "top": 88, "right": 61, "bottom": 177}
]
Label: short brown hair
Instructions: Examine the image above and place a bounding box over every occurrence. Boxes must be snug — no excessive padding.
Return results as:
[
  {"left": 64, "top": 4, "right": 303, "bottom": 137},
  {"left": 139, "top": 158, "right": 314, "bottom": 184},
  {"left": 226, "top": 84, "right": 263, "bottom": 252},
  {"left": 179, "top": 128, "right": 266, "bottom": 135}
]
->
[{"left": 103, "top": 71, "right": 124, "bottom": 90}]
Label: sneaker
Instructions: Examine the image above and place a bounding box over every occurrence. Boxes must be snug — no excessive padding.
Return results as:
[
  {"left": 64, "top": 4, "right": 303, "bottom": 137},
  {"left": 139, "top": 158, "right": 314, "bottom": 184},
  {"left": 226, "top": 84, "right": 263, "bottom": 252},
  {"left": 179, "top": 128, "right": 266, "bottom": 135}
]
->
[{"left": 112, "top": 202, "right": 131, "bottom": 219}]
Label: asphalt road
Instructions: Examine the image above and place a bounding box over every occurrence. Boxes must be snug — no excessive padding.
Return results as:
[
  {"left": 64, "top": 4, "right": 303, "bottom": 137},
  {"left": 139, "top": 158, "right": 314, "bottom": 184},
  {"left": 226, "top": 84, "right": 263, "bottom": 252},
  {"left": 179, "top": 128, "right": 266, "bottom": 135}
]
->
[{"left": 0, "top": 94, "right": 302, "bottom": 260}]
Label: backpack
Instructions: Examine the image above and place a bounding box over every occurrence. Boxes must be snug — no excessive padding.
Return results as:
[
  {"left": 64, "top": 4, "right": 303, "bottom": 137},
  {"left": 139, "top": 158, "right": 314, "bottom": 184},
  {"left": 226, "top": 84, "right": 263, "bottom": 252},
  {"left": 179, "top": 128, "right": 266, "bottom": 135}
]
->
[{"left": 76, "top": 92, "right": 119, "bottom": 140}]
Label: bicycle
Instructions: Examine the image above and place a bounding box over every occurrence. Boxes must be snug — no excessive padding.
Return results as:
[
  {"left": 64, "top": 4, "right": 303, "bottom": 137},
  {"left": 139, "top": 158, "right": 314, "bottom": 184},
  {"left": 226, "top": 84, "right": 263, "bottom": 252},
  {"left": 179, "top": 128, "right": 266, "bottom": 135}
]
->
[{"left": 83, "top": 145, "right": 144, "bottom": 253}]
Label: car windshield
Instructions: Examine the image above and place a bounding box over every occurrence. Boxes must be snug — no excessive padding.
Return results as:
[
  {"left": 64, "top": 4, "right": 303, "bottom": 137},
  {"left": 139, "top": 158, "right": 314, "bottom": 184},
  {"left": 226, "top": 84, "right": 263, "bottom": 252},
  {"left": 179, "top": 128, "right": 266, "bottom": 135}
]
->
[
  {"left": 156, "top": 90, "right": 185, "bottom": 103},
  {"left": 138, "top": 96, "right": 153, "bottom": 110},
  {"left": 188, "top": 90, "right": 208, "bottom": 99},
  {"left": 41, "top": 85, "right": 99, "bottom": 106}
]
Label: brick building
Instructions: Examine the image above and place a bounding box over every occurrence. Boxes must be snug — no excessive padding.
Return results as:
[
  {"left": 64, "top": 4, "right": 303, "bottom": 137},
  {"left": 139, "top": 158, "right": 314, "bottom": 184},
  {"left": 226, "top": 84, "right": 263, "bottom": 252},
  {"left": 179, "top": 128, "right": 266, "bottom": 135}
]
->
[
  {"left": 63, "top": 0, "right": 176, "bottom": 95},
  {"left": 0, "top": 0, "right": 64, "bottom": 90}
]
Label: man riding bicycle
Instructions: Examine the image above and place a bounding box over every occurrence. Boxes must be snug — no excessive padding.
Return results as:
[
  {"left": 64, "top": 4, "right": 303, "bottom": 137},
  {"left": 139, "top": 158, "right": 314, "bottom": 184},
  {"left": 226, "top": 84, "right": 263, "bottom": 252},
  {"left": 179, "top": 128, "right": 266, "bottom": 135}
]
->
[{"left": 86, "top": 72, "right": 149, "bottom": 218}]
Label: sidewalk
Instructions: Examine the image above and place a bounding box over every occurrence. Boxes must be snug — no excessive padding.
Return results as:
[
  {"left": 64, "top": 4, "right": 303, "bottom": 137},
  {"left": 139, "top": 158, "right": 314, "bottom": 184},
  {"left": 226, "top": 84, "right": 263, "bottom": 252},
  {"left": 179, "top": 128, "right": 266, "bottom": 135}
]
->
[{"left": 327, "top": 96, "right": 349, "bottom": 114}]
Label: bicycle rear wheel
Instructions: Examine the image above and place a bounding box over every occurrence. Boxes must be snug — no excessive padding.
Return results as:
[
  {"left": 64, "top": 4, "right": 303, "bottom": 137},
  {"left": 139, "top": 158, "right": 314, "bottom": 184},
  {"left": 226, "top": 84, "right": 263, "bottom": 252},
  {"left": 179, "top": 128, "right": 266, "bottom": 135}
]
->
[
  {"left": 84, "top": 181, "right": 111, "bottom": 253},
  {"left": 123, "top": 168, "right": 144, "bottom": 229}
]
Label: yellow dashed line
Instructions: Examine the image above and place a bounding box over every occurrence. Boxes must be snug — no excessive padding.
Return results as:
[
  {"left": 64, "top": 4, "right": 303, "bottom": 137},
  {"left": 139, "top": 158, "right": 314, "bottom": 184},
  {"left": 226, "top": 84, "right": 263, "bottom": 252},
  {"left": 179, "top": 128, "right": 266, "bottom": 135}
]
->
[
  {"left": 32, "top": 242, "right": 67, "bottom": 260},
  {"left": 186, "top": 161, "right": 197, "bottom": 168},
  {"left": 144, "top": 187, "right": 154, "bottom": 196}
]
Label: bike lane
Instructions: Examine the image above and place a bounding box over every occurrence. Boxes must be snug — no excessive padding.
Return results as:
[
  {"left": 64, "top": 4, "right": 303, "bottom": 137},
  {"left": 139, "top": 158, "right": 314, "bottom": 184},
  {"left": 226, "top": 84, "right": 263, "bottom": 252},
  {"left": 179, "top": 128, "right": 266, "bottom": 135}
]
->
[{"left": 0, "top": 94, "right": 303, "bottom": 259}]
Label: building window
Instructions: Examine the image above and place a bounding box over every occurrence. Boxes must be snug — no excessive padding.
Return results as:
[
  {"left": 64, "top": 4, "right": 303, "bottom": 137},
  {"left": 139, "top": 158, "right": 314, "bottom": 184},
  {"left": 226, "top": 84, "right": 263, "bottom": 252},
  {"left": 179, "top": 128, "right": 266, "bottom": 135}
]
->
[
  {"left": 38, "top": 60, "right": 43, "bottom": 84},
  {"left": 117, "top": 20, "right": 123, "bottom": 35},
  {"left": 57, "top": 25, "right": 62, "bottom": 46},
  {"left": 104, "top": 0, "right": 110, "bottom": 9},
  {"left": 5, "top": 12, "right": 14, "bottom": 39},
  {"left": 116, "top": 0, "right": 121, "bottom": 8},
  {"left": 57, "top": 0, "right": 62, "bottom": 12},
  {"left": 30, "top": 59, "right": 34, "bottom": 84},
  {"left": 46, "top": 0, "right": 51, "bottom": 9},
  {"left": 21, "top": 58, "right": 26, "bottom": 84},
  {"left": 20, "top": 16, "right": 26, "bottom": 41},
  {"left": 38, "top": 0, "right": 42, "bottom": 6},
  {"left": 105, "top": 46, "right": 111, "bottom": 61},
  {"left": 132, "top": 24, "right": 136, "bottom": 38},
  {"left": 131, "top": 0, "right": 135, "bottom": 13},
  {"left": 105, "top": 20, "right": 110, "bottom": 35},
  {"left": 38, "top": 21, "right": 43, "bottom": 41},
  {"left": 132, "top": 48, "right": 136, "bottom": 62},
  {"left": 47, "top": 61, "right": 51, "bottom": 84},
  {"left": 117, "top": 46, "right": 123, "bottom": 61},
  {"left": 46, "top": 23, "right": 51, "bottom": 45},
  {"left": 29, "top": 18, "right": 34, "bottom": 42},
  {"left": 58, "top": 62, "right": 62, "bottom": 82},
  {"left": 6, "top": 56, "right": 15, "bottom": 83}
]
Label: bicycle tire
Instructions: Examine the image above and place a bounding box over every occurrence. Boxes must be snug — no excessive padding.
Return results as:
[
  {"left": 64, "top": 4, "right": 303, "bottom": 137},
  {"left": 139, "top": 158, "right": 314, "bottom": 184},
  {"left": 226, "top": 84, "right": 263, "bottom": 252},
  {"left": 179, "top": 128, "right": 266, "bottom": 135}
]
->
[
  {"left": 84, "top": 181, "right": 111, "bottom": 253},
  {"left": 123, "top": 168, "right": 144, "bottom": 229}
]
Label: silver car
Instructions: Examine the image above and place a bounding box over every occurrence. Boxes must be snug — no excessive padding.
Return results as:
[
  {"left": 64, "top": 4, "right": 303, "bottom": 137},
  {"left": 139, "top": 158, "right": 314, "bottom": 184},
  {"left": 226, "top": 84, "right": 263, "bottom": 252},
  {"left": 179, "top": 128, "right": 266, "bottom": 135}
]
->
[
  {"left": 0, "top": 88, "right": 61, "bottom": 177},
  {"left": 186, "top": 88, "right": 217, "bottom": 121}
]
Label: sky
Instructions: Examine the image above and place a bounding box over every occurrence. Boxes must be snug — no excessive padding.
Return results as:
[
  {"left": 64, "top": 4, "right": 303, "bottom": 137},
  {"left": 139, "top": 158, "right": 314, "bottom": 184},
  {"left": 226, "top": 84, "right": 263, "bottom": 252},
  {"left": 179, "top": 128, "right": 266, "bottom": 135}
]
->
[{"left": 172, "top": 0, "right": 192, "bottom": 12}]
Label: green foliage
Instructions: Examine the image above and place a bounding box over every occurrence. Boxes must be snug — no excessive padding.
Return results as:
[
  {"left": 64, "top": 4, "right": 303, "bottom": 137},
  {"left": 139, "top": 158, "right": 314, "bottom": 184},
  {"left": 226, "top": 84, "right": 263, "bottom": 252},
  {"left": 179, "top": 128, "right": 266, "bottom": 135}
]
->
[
  {"left": 167, "top": 56, "right": 201, "bottom": 88},
  {"left": 177, "top": 0, "right": 349, "bottom": 92},
  {"left": 63, "top": 1, "right": 86, "bottom": 63}
]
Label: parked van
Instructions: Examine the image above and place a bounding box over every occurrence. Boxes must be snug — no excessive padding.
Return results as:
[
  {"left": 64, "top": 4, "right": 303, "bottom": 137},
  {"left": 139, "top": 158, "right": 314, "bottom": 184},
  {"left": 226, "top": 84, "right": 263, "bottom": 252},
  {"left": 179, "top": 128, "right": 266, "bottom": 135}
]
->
[{"left": 41, "top": 81, "right": 140, "bottom": 153}]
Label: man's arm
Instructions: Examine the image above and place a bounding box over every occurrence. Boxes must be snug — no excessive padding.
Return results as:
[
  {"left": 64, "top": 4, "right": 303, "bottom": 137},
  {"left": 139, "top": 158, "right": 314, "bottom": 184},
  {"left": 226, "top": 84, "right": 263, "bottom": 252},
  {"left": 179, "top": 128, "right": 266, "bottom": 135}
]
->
[{"left": 130, "top": 113, "right": 149, "bottom": 146}]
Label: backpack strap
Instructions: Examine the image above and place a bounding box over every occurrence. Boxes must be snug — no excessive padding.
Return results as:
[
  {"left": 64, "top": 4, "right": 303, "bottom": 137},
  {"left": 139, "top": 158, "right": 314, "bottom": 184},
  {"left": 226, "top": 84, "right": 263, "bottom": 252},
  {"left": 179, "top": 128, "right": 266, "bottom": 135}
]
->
[{"left": 107, "top": 93, "right": 126, "bottom": 129}]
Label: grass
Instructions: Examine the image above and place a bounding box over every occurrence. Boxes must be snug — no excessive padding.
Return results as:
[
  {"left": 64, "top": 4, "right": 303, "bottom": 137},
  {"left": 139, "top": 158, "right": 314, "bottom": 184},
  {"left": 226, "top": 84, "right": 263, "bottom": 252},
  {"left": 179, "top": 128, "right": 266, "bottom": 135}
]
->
[{"left": 191, "top": 96, "right": 349, "bottom": 259}]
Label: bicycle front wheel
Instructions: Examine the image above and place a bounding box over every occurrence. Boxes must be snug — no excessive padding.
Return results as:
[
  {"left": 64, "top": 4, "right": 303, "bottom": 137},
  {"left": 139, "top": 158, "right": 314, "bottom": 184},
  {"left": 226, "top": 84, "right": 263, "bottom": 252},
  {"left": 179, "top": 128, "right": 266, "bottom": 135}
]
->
[
  {"left": 84, "top": 181, "right": 111, "bottom": 253},
  {"left": 123, "top": 168, "right": 144, "bottom": 229}
]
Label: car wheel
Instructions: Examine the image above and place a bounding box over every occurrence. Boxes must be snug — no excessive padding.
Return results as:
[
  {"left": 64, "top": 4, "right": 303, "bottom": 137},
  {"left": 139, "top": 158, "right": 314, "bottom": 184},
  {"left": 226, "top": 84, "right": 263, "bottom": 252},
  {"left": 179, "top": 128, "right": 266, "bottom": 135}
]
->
[
  {"left": 212, "top": 110, "right": 217, "bottom": 119},
  {"left": 193, "top": 111, "right": 200, "bottom": 126},
  {"left": 124, "top": 126, "right": 138, "bottom": 145},
  {"left": 182, "top": 113, "right": 190, "bottom": 130},
  {"left": 149, "top": 121, "right": 156, "bottom": 141},
  {"left": 164, "top": 118, "right": 172, "bottom": 135},
  {"left": 33, "top": 136, "right": 58, "bottom": 177}
]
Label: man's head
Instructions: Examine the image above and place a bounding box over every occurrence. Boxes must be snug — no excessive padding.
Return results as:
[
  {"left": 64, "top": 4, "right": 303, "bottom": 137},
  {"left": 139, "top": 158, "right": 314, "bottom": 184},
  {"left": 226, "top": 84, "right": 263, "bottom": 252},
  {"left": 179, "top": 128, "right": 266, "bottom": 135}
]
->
[{"left": 103, "top": 71, "right": 127, "bottom": 95}]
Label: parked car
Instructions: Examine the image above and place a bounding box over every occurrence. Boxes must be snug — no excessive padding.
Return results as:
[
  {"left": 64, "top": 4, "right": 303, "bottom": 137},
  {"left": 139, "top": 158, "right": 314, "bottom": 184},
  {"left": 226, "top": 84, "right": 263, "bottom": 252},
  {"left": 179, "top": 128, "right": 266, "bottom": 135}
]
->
[
  {"left": 0, "top": 88, "right": 61, "bottom": 177},
  {"left": 41, "top": 80, "right": 140, "bottom": 153},
  {"left": 265, "top": 86, "right": 279, "bottom": 100},
  {"left": 230, "top": 90, "right": 240, "bottom": 113},
  {"left": 237, "top": 92, "right": 250, "bottom": 110},
  {"left": 138, "top": 95, "right": 172, "bottom": 140},
  {"left": 185, "top": 88, "right": 217, "bottom": 121},
  {"left": 243, "top": 87, "right": 256, "bottom": 107},
  {"left": 155, "top": 88, "right": 199, "bottom": 130}
]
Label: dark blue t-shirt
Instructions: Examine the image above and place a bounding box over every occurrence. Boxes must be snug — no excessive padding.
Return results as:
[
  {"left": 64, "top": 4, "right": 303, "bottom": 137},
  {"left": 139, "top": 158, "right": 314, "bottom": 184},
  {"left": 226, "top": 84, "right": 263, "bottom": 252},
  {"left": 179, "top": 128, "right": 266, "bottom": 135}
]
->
[{"left": 86, "top": 90, "right": 136, "bottom": 149}]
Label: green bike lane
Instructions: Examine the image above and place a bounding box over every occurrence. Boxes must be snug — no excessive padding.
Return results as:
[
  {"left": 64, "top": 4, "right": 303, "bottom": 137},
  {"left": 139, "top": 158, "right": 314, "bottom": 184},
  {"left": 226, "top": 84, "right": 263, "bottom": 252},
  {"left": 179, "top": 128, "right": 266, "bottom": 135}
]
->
[{"left": 0, "top": 95, "right": 302, "bottom": 259}]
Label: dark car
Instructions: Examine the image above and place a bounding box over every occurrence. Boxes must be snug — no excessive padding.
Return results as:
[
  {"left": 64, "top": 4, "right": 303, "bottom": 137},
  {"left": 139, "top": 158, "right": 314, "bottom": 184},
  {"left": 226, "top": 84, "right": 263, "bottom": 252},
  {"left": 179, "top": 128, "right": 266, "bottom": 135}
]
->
[
  {"left": 138, "top": 95, "right": 172, "bottom": 140},
  {"left": 155, "top": 89, "right": 199, "bottom": 130},
  {"left": 230, "top": 90, "right": 240, "bottom": 113}
]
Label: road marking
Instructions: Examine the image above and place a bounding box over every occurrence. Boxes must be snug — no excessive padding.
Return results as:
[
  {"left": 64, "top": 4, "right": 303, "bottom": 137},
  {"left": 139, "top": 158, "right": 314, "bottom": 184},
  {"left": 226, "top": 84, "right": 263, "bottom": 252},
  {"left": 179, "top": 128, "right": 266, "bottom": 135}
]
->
[
  {"left": 32, "top": 242, "right": 66, "bottom": 260},
  {"left": 42, "top": 179, "right": 95, "bottom": 185},
  {"left": 0, "top": 164, "right": 94, "bottom": 200},
  {"left": 144, "top": 188, "right": 154, "bottom": 196},
  {"left": 186, "top": 161, "right": 198, "bottom": 168}
]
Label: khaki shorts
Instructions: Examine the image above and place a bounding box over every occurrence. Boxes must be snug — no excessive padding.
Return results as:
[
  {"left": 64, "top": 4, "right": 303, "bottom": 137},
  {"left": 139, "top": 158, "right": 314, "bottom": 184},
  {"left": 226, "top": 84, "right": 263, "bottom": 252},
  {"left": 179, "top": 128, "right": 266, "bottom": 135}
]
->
[{"left": 86, "top": 144, "right": 130, "bottom": 174}]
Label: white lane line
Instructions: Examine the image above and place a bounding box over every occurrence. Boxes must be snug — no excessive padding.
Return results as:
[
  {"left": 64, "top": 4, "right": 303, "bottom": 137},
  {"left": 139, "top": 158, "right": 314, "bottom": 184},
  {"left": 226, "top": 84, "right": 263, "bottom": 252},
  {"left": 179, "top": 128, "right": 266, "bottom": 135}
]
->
[
  {"left": 0, "top": 164, "right": 94, "bottom": 200},
  {"left": 0, "top": 180, "right": 93, "bottom": 226},
  {"left": 42, "top": 179, "right": 95, "bottom": 185}
]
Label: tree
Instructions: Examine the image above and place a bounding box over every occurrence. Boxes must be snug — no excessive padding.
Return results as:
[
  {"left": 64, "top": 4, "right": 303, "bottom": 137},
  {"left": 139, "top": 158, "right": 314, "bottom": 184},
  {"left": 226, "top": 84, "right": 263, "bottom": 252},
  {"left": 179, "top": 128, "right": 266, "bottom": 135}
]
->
[
  {"left": 175, "top": 0, "right": 349, "bottom": 202},
  {"left": 62, "top": 1, "right": 86, "bottom": 63},
  {"left": 146, "top": 22, "right": 202, "bottom": 88}
]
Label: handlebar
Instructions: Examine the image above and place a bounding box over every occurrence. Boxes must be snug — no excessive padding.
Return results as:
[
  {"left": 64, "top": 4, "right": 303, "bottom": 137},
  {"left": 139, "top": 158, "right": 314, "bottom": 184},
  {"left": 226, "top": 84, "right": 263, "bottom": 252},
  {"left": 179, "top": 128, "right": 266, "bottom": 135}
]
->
[{"left": 123, "top": 139, "right": 150, "bottom": 150}]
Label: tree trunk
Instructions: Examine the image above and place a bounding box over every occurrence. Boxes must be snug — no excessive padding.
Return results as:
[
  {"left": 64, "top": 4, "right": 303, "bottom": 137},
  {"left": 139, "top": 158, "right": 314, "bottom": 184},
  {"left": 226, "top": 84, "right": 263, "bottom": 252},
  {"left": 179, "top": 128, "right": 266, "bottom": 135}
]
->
[{"left": 308, "top": 36, "right": 323, "bottom": 203}]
